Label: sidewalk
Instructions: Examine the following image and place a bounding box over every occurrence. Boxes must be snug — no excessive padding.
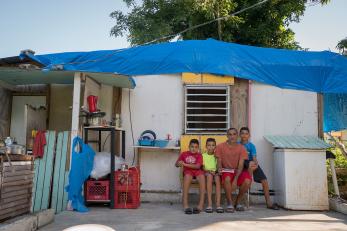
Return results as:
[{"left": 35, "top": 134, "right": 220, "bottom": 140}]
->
[{"left": 40, "top": 203, "right": 347, "bottom": 231}]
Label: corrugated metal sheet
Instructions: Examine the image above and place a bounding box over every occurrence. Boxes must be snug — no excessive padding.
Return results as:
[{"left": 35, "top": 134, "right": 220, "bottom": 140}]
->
[{"left": 264, "top": 135, "right": 331, "bottom": 149}]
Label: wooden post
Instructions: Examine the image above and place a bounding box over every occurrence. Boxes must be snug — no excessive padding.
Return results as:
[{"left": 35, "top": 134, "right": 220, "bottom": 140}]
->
[
  {"left": 70, "top": 72, "right": 81, "bottom": 168},
  {"left": 317, "top": 93, "right": 324, "bottom": 138},
  {"left": 329, "top": 159, "right": 340, "bottom": 197}
]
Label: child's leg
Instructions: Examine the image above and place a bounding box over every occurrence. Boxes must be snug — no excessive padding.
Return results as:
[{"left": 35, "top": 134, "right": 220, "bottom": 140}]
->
[
  {"left": 261, "top": 179, "right": 272, "bottom": 207},
  {"left": 183, "top": 174, "right": 193, "bottom": 209},
  {"left": 196, "top": 174, "right": 206, "bottom": 210},
  {"left": 214, "top": 175, "right": 221, "bottom": 207},
  {"left": 206, "top": 174, "right": 213, "bottom": 208}
]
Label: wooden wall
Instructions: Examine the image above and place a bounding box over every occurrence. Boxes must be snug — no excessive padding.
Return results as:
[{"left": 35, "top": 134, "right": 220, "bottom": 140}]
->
[
  {"left": 230, "top": 78, "right": 249, "bottom": 130},
  {"left": 0, "top": 87, "right": 12, "bottom": 138}
]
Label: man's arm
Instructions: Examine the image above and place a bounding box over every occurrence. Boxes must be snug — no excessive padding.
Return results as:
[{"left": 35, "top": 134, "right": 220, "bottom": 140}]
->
[
  {"left": 217, "top": 157, "right": 222, "bottom": 173},
  {"left": 235, "top": 158, "right": 245, "bottom": 180}
]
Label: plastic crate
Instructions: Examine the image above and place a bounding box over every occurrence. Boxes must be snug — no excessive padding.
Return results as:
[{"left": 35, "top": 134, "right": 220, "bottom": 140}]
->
[
  {"left": 115, "top": 167, "right": 140, "bottom": 191},
  {"left": 85, "top": 180, "right": 110, "bottom": 201},
  {"left": 114, "top": 190, "right": 140, "bottom": 209}
]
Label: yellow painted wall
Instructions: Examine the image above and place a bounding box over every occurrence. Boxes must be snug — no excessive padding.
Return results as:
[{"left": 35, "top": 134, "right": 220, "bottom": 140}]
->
[
  {"left": 182, "top": 73, "right": 234, "bottom": 85},
  {"left": 180, "top": 135, "right": 227, "bottom": 153}
]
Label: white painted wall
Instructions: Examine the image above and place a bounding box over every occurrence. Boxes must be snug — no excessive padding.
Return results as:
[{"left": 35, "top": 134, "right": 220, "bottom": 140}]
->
[
  {"left": 250, "top": 82, "right": 318, "bottom": 192},
  {"left": 122, "top": 74, "right": 184, "bottom": 191},
  {"left": 121, "top": 78, "right": 318, "bottom": 193},
  {"left": 99, "top": 84, "right": 114, "bottom": 152},
  {"left": 10, "top": 96, "right": 46, "bottom": 145}
]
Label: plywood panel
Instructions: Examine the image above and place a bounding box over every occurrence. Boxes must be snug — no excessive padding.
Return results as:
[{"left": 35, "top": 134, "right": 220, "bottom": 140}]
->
[
  {"left": 202, "top": 74, "right": 234, "bottom": 85},
  {"left": 0, "top": 87, "right": 11, "bottom": 138},
  {"left": 48, "top": 85, "right": 73, "bottom": 131},
  {"left": 182, "top": 73, "right": 202, "bottom": 84},
  {"left": 32, "top": 131, "right": 56, "bottom": 212},
  {"left": 56, "top": 131, "right": 70, "bottom": 213},
  {"left": 230, "top": 78, "right": 248, "bottom": 130}
]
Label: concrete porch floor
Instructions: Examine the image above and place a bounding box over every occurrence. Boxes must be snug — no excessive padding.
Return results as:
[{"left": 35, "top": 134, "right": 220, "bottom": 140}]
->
[{"left": 40, "top": 203, "right": 347, "bottom": 231}]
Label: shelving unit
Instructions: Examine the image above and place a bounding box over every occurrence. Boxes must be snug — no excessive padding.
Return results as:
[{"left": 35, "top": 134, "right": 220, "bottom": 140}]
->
[{"left": 84, "top": 126, "right": 125, "bottom": 208}]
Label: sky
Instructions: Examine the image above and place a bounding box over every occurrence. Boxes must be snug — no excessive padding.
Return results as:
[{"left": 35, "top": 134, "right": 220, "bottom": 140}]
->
[{"left": 0, "top": 0, "right": 346, "bottom": 57}]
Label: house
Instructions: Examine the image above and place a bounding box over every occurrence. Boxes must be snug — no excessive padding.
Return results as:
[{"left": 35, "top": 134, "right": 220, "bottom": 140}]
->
[{"left": 1, "top": 39, "right": 346, "bottom": 208}]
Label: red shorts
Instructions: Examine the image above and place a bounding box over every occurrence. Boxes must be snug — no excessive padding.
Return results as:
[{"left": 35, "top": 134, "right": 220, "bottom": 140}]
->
[
  {"left": 221, "top": 170, "right": 251, "bottom": 186},
  {"left": 184, "top": 169, "right": 204, "bottom": 177}
]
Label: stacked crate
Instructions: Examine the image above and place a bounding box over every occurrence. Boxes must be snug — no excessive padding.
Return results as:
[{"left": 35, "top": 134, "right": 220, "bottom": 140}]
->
[
  {"left": 114, "top": 167, "right": 140, "bottom": 209},
  {"left": 0, "top": 154, "right": 34, "bottom": 221}
]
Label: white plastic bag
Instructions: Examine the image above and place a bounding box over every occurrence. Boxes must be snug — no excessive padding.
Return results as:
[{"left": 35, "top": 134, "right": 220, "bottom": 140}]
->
[{"left": 90, "top": 152, "right": 125, "bottom": 180}]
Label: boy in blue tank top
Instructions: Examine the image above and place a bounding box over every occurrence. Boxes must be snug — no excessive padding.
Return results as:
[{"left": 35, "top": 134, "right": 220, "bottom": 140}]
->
[{"left": 239, "top": 127, "right": 279, "bottom": 210}]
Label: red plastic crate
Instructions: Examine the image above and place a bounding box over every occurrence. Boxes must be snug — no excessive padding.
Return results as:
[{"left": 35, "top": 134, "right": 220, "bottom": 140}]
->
[
  {"left": 115, "top": 167, "right": 140, "bottom": 191},
  {"left": 85, "top": 180, "right": 110, "bottom": 201},
  {"left": 114, "top": 190, "right": 140, "bottom": 209}
]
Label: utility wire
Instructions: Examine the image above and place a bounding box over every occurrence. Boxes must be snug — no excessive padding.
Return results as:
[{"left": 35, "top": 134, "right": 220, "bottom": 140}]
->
[
  {"left": 141, "top": 0, "right": 269, "bottom": 46},
  {"left": 44, "top": 0, "right": 269, "bottom": 68}
]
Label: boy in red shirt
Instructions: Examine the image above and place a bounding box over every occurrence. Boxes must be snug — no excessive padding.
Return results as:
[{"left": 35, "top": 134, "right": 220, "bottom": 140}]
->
[{"left": 176, "top": 139, "right": 205, "bottom": 214}]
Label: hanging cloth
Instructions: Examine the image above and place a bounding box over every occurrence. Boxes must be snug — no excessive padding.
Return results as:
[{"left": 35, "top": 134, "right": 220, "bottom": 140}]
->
[{"left": 33, "top": 131, "right": 46, "bottom": 158}]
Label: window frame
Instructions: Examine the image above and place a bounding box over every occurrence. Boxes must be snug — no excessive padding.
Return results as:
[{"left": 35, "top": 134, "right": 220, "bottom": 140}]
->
[{"left": 184, "top": 84, "right": 230, "bottom": 134}]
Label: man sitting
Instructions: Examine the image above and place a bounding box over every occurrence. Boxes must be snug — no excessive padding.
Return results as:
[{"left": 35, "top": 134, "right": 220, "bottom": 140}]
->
[{"left": 215, "top": 128, "right": 252, "bottom": 212}]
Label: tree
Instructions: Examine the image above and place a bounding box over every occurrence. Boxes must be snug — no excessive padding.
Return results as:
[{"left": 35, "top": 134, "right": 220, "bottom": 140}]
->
[
  {"left": 336, "top": 37, "right": 347, "bottom": 55},
  {"left": 110, "top": 0, "right": 330, "bottom": 49}
]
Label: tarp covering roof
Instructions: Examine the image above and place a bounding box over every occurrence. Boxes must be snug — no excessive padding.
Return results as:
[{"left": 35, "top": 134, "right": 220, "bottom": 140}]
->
[
  {"left": 22, "top": 39, "right": 347, "bottom": 93},
  {"left": 323, "top": 93, "right": 347, "bottom": 132}
]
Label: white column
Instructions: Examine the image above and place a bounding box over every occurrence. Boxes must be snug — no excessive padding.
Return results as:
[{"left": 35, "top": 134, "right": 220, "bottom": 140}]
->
[{"left": 70, "top": 72, "right": 81, "bottom": 166}]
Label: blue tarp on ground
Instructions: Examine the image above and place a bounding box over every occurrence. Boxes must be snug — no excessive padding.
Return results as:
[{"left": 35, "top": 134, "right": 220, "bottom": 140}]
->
[
  {"left": 23, "top": 39, "right": 347, "bottom": 93},
  {"left": 324, "top": 93, "right": 347, "bottom": 132}
]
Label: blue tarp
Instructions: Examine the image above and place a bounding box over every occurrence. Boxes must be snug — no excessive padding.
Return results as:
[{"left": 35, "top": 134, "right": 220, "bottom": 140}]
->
[
  {"left": 324, "top": 93, "right": 347, "bottom": 132},
  {"left": 23, "top": 39, "right": 347, "bottom": 93}
]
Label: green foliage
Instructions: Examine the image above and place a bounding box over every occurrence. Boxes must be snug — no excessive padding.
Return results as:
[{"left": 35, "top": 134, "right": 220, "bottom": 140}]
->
[
  {"left": 326, "top": 146, "right": 347, "bottom": 197},
  {"left": 110, "top": 0, "right": 330, "bottom": 49},
  {"left": 330, "top": 147, "right": 347, "bottom": 168},
  {"left": 336, "top": 37, "right": 347, "bottom": 55}
]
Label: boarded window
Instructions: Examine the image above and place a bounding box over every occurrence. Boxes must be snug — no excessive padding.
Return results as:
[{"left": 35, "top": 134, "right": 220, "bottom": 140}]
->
[{"left": 185, "top": 85, "right": 230, "bottom": 134}]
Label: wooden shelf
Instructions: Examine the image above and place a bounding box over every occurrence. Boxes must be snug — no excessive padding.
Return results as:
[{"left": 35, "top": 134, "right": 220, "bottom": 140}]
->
[{"left": 133, "top": 146, "right": 180, "bottom": 151}]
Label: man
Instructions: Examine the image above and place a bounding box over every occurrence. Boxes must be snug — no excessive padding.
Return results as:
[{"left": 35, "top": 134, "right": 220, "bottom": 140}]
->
[{"left": 215, "top": 128, "right": 252, "bottom": 212}]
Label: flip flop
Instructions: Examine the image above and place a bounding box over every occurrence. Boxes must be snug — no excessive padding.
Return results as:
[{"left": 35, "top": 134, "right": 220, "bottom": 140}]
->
[
  {"left": 193, "top": 207, "right": 202, "bottom": 214},
  {"left": 205, "top": 207, "right": 213, "bottom": 213},
  {"left": 216, "top": 207, "right": 224, "bottom": 213},
  {"left": 235, "top": 204, "right": 245, "bottom": 211},
  {"left": 267, "top": 203, "right": 280, "bottom": 210},
  {"left": 226, "top": 205, "right": 235, "bottom": 213},
  {"left": 184, "top": 208, "right": 193, "bottom": 214}
]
